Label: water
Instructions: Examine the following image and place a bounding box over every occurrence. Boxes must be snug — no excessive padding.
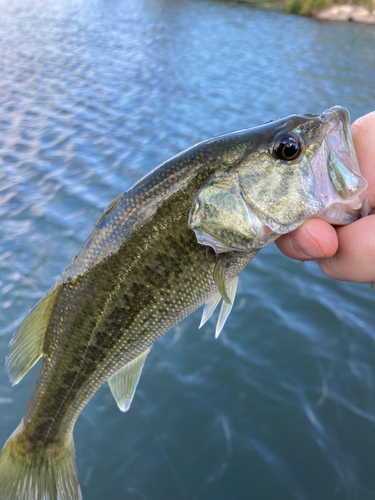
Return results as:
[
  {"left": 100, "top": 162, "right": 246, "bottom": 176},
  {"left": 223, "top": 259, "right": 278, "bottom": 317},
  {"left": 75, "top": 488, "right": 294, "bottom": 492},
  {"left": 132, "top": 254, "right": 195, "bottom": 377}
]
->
[{"left": 0, "top": 0, "right": 374, "bottom": 498}]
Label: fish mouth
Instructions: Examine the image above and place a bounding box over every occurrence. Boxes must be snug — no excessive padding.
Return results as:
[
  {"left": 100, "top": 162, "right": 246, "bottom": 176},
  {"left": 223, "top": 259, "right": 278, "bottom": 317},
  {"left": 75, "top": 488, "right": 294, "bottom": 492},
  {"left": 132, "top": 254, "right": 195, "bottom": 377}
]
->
[
  {"left": 323, "top": 106, "right": 359, "bottom": 174},
  {"left": 318, "top": 106, "right": 369, "bottom": 224}
]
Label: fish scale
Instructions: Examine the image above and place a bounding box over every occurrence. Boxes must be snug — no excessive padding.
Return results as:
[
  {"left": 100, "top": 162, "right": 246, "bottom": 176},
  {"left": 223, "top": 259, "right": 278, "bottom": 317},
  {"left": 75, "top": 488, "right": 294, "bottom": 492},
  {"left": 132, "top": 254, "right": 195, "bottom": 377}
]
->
[
  {"left": 19, "top": 157, "right": 254, "bottom": 449},
  {"left": 0, "top": 106, "right": 368, "bottom": 500}
]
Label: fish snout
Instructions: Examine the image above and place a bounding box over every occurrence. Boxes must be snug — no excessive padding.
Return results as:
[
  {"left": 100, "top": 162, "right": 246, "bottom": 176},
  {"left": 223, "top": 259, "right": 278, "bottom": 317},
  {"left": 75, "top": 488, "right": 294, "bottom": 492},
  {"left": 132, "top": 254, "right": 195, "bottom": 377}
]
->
[{"left": 318, "top": 107, "right": 368, "bottom": 224}]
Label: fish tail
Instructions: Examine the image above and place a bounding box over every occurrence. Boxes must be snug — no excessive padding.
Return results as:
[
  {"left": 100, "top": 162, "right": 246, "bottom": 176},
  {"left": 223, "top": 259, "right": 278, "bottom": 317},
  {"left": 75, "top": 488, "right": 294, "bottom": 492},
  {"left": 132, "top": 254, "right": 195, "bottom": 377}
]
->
[{"left": 0, "top": 423, "right": 82, "bottom": 500}]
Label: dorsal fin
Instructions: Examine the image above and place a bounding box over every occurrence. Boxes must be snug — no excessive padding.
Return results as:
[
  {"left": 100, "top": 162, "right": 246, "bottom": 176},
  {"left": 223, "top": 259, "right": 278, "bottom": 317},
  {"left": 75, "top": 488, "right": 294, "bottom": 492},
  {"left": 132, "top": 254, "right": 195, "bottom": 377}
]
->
[
  {"left": 6, "top": 286, "right": 60, "bottom": 386},
  {"left": 97, "top": 192, "right": 126, "bottom": 224},
  {"left": 108, "top": 348, "right": 151, "bottom": 412}
]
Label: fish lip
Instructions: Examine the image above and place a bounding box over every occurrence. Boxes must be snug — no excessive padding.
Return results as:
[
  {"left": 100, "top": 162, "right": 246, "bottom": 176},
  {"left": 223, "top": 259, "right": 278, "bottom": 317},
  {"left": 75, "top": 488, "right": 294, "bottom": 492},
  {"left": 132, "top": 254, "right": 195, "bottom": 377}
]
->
[
  {"left": 324, "top": 105, "right": 350, "bottom": 126},
  {"left": 322, "top": 106, "right": 359, "bottom": 172},
  {"left": 317, "top": 106, "right": 368, "bottom": 224},
  {"left": 322, "top": 106, "right": 350, "bottom": 140}
]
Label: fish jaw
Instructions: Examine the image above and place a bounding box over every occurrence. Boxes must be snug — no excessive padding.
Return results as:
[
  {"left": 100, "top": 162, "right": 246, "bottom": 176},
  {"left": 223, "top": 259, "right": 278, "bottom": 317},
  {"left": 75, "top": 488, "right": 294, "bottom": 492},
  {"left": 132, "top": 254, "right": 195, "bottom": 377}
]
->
[
  {"left": 188, "top": 106, "right": 369, "bottom": 255},
  {"left": 316, "top": 106, "right": 368, "bottom": 224}
]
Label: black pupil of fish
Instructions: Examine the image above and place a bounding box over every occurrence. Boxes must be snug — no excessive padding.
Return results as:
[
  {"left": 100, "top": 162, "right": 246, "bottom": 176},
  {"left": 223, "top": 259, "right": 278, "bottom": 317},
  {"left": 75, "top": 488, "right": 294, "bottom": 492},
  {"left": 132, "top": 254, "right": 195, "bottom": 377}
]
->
[{"left": 275, "top": 134, "right": 301, "bottom": 161}]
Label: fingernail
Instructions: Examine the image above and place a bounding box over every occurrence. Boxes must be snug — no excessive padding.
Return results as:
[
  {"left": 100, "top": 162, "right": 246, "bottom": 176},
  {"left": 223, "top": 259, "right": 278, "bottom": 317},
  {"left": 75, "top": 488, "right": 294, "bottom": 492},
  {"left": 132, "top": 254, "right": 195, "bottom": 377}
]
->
[
  {"left": 289, "top": 228, "right": 321, "bottom": 261},
  {"left": 288, "top": 234, "right": 314, "bottom": 260}
]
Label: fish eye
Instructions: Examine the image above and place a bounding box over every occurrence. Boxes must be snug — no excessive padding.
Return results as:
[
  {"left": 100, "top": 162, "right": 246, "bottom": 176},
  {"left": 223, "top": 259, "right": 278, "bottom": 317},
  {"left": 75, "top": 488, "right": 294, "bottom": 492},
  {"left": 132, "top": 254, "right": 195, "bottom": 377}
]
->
[{"left": 274, "top": 133, "right": 302, "bottom": 161}]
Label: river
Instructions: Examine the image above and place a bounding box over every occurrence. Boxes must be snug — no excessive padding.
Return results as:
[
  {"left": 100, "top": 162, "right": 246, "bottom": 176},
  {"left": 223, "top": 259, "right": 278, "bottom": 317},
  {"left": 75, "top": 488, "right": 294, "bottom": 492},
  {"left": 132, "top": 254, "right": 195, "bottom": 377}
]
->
[{"left": 0, "top": 0, "right": 374, "bottom": 498}]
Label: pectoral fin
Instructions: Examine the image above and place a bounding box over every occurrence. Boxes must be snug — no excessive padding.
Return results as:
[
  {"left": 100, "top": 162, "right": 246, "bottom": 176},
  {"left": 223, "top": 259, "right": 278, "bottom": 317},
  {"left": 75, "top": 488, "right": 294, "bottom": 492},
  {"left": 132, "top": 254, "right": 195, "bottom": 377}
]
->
[
  {"left": 108, "top": 348, "right": 151, "bottom": 412},
  {"left": 6, "top": 286, "right": 60, "bottom": 386},
  {"left": 213, "top": 255, "right": 231, "bottom": 304}
]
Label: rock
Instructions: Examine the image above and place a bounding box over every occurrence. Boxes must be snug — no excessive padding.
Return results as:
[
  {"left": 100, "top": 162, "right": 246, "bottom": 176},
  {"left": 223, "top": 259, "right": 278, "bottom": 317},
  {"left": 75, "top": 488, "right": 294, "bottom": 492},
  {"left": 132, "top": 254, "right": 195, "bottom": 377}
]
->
[{"left": 315, "top": 4, "right": 375, "bottom": 23}]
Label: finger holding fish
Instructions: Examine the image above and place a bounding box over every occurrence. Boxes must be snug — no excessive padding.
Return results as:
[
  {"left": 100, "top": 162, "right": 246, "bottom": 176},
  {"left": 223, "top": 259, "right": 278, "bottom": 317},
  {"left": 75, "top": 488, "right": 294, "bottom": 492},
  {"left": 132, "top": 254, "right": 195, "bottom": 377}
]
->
[
  {"left": 317, "top": 215, "right": 375, "bottom": 283},
  {"left": 0, "top": 106, "right": 369, "bottom": 500},
  {"left": 276, "top": 110, "right": 375, "bottom": 285}
]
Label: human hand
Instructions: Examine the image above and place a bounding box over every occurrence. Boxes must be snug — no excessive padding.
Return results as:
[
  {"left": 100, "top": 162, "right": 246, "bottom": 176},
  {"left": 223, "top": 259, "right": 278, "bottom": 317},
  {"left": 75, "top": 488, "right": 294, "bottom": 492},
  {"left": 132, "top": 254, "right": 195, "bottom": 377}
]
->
[{"left": 276, "top": 110, "right": 375, "bottom": 291}]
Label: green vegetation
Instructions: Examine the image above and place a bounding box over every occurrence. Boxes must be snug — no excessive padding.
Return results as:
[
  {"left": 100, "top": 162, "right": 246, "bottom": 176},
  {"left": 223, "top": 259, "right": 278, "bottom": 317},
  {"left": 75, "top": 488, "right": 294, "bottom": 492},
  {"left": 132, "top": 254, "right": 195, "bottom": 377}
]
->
[
  {"left": 236, "top": 0, "right": 284, "bottom": 10},
  {"left": 285, "top": 0, "right": 330, "bottom": 15},
  {"left": 234, "top": 0, "right": 373, "bottom": 16},
  {"left": 285, "top": 0, "right": 373, "bottom": 15}
]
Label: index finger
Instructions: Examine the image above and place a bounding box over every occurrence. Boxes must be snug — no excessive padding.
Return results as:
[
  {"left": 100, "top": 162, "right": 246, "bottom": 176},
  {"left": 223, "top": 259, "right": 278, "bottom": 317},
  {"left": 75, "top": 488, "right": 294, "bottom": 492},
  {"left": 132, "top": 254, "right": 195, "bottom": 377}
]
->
[
  {"left": 351, "top": 110, "right": 375, "bottom": 209},
  {"left": 275, "top": 109, "right": 375, "bottom": 261}
]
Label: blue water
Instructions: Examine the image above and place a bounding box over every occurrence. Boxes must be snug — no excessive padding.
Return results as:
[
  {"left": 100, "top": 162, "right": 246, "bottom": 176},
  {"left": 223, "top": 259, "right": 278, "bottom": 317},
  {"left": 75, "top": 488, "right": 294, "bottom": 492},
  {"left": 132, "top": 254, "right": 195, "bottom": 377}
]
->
[{"left": 0, "top": 0, "right": 375, "bottom": 498}]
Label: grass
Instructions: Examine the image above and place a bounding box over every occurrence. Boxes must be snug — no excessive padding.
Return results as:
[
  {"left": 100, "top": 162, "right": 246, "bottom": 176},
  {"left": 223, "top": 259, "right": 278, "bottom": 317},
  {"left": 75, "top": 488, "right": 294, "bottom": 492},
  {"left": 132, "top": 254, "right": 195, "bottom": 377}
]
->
[
  {"left": 285, "top": 0, "right": 331, "bottom": 15},
  {"left": 232, "top": 0, "right": 373, "bottom": 16},
  {"left": 285, "top": 0, "right": 373, "bottom": 15},
  {"left": 236, "top": 0, "right": 284, "bottom": 10}
]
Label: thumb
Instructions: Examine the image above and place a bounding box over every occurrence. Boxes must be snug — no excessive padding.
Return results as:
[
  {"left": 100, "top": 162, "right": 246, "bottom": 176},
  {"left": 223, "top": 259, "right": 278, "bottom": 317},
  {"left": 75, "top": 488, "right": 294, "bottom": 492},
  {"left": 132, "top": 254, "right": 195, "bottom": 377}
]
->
[{"left": 317, "top": 215, "right": 375, "bottom": 282}]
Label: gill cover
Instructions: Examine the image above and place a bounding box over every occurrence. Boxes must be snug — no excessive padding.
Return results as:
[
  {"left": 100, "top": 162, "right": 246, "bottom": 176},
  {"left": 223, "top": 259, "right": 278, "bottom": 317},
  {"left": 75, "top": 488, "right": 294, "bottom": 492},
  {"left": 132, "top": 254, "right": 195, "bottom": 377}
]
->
[
  {"left": 188, "top": 106, "right": 368, "bottom": 255},
  {"left": 189, "top": 106, "right": 368, "bottom": 336}
]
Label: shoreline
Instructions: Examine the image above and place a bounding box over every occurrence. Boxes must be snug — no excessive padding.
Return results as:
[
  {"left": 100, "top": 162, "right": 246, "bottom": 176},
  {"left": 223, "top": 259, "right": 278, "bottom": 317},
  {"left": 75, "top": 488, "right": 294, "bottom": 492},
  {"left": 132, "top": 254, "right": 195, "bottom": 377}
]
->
[
  {"left": 237, "top": 0, "right": 375, "bottom": 24},
  {"left": 313, "top": 4, "right": 375, "bottom": 23}
]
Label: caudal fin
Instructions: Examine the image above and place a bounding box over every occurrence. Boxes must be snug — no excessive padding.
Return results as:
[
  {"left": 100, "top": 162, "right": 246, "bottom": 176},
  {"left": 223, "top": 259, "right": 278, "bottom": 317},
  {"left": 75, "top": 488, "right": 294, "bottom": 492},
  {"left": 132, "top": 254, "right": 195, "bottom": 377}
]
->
[{"left": 0, "top": 425, "right": 82, "bottom": 500}]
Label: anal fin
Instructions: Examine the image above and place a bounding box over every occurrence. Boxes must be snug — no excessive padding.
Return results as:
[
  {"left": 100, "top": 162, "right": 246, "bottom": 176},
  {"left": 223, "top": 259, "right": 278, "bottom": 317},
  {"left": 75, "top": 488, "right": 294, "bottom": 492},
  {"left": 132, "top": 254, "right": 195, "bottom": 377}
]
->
[
  {"left": 6, "top": 286, "right": 60, "bottom": 386},
  {"left": 108, "top": 347, "right": 151, "bottom": 412}
]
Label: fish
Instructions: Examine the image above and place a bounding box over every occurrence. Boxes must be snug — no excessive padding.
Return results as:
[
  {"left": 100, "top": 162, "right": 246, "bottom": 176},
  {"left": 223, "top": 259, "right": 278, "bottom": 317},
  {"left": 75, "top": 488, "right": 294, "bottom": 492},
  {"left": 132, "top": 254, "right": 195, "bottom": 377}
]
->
[{"left": 0, "top": 106, "right": 369, "bottom": 500}]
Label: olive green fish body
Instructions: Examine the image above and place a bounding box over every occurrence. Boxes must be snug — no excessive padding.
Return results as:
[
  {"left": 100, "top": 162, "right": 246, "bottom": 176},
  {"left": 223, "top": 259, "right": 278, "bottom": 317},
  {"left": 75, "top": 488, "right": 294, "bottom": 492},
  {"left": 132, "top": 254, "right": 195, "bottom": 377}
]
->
[
  {"left": 24, "top": 202, "right": 254, "bottom": 446},
  {"left": 0, "top": 132, "right": 258, "bottom": 500},
  {"left": 0, "top": 107, "right": 369, "bottom": 500}
]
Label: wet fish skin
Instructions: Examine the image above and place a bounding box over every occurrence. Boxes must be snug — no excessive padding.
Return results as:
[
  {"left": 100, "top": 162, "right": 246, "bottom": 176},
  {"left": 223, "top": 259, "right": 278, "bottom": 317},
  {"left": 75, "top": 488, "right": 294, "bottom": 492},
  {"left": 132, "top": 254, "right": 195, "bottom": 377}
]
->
[
  {"left": 188, "top": 107, "right": 367, "bottom": 255},
  {"left": 0, "top": 129, "right": 258, "bottom": 500},
  {"left": 0, "top": 107, "right": 367, "bottom": 500}
]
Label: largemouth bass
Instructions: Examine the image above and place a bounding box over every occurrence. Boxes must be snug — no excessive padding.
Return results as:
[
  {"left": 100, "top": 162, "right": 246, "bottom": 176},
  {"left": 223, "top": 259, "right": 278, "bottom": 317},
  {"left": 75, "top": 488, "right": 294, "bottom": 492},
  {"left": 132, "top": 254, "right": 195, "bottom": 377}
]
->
[{"left": 0, "top": 106, "right": 369, "bottom": 500}]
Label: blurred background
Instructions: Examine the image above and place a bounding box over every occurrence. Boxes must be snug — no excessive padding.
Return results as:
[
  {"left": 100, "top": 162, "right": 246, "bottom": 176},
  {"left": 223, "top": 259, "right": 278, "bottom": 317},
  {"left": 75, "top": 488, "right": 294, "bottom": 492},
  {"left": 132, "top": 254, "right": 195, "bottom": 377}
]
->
[{"left": 0, "top": 0, "right": 375, "bottom": 499}]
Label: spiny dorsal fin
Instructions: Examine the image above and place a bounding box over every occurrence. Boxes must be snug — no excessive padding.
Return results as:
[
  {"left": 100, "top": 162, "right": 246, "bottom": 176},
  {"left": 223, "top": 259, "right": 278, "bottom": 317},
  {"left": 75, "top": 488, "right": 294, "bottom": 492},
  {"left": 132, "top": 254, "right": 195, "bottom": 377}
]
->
[
  {"left": 6, "top": 286, "right": 60, "bottom": 386},
  {"left": 108, "top": 347, "right": 151, "bottom": 412},
  {"left": 97, "top": 192, "right": 126, "bottom": 224},
  {"left": 215, "top": 276, "right": 238, "bottom": 338}
]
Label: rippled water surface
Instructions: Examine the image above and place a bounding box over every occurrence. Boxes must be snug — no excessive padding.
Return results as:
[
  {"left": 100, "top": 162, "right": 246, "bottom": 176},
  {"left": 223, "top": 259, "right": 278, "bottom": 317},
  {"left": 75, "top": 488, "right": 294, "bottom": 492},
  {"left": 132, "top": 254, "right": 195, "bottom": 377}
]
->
[{"left": 0, "top": 0, "right": 375, "bottom": 498}]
